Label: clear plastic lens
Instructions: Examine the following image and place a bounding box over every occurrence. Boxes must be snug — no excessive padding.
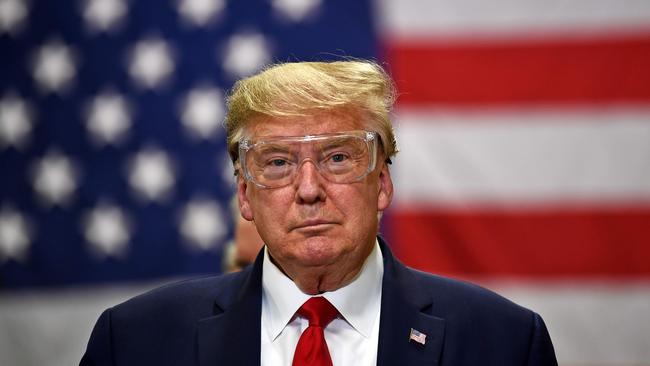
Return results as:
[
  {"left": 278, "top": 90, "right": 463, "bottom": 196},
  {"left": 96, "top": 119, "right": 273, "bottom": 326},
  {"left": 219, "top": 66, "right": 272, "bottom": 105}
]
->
[{"left": 240, "top": 131, "right": 377, "bottom": 188}]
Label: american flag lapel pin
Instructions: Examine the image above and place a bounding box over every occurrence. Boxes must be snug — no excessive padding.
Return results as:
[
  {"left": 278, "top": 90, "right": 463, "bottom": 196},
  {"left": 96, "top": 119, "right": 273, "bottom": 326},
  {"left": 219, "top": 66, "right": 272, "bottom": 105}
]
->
[{"left": 409, "top": 328, "right": 426, "bottom": 345}]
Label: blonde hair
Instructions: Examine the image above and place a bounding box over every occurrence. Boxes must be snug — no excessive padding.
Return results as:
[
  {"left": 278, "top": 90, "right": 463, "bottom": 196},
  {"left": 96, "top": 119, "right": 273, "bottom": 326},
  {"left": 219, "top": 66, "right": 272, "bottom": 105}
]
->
[{"left": 224, "top": 60, "right": 398, "bottom": 165}]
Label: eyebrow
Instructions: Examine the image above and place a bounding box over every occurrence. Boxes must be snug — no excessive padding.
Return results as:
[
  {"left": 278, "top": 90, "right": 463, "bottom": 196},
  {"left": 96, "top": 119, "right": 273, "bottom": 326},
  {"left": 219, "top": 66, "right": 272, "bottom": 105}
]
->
[{"left": 254, "top": 143, "right": 293, "bottom": 154}]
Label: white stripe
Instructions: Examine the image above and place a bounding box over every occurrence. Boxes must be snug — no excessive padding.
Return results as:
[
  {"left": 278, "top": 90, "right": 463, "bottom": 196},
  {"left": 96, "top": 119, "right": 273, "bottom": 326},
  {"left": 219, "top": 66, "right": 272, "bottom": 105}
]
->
[
  {"left": 485, "top": 280, "right": 650, "bottom": 365},
  {"left": 376, "top": 0, "right": 650, "bottom": 39},
  {"left": 0, "top": 281, "right": 167, "bottom": 366},
  {"left": 1, "top": 280, "right": 648, "bottom": 365},
  {"left": 391, "top": 107, "right": 650, "bottom": 208}
]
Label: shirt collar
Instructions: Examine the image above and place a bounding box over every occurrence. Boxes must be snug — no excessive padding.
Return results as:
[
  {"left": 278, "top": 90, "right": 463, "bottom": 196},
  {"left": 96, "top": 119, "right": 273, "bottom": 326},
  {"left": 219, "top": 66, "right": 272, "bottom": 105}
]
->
[{"left": 262, "top": 239, "right": 384, "bottom": 341}]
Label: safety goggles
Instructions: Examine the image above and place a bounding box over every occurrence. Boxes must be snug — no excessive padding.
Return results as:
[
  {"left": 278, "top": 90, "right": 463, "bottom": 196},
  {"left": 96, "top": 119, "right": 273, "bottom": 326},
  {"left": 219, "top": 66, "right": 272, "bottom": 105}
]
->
[{"left": 239, "top": 130, "right": 378, "bottom": 189}]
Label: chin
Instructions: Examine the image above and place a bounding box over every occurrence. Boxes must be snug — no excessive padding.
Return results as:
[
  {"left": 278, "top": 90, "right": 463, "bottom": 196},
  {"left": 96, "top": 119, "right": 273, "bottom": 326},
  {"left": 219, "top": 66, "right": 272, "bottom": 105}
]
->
[{"left": 295, "top": 237, "right": 343, "bottom": 266}]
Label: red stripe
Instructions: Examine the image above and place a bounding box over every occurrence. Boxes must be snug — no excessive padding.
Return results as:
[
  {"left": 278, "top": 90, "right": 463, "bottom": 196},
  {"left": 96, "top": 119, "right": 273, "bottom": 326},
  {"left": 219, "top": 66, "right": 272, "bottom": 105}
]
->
[
  {"left": 387, "top": 209, "right": 650, "bottom": 278},
  {"left": 382, "top": 34, "right": 650, "bottom": 106}
]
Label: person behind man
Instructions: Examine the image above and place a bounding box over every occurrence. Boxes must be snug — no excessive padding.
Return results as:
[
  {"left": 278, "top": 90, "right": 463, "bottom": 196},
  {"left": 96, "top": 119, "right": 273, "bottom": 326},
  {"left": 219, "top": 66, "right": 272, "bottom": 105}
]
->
[
  {"left": 223, "top": 195, "right": 265, "bottom": 272},
  {"left": 80, "top": 60, "right": 558, "bottom": 365}
]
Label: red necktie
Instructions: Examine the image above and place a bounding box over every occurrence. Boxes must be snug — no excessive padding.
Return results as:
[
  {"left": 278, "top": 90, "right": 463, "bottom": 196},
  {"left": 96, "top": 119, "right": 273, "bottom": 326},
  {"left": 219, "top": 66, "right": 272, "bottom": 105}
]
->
[{"left": 292, "top": 297, "right": 340, "bottom": 366}]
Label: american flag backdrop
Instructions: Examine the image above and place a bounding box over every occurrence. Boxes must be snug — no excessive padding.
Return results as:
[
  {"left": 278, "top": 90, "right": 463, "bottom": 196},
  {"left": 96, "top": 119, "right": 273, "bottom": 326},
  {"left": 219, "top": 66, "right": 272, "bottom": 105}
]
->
[
  {"left": 0, "top": 0, "right": 649, "bottom": 365},
  {"left": 379, "top": 0, "right": 650, "bottom": 365},
  {"left": 0, "top": 0, "right": 377, "bottom": 364}
]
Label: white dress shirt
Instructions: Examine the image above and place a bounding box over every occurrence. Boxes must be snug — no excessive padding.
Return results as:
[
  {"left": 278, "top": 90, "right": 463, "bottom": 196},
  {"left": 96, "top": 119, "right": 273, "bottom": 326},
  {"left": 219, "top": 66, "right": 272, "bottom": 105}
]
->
[{"left": 261, "top": 240, "right": 384, "bottom": 366}]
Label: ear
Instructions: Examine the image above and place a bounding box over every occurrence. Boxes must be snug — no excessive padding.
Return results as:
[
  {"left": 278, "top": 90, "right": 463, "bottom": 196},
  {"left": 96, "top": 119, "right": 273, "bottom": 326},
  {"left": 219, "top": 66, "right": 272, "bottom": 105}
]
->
[
  {"left": 237, "top": 176, "right": 254, "bottom": 221},
  {"left": 377, "top": 161, "right": 393, "bottom": 212}
]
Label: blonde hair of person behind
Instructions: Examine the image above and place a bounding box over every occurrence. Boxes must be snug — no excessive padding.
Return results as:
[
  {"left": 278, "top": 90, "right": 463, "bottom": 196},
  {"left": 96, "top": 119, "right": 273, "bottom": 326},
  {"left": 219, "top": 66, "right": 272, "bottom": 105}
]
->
[{"left": 224, "top": 60, "right": 398, "bottom": 167}]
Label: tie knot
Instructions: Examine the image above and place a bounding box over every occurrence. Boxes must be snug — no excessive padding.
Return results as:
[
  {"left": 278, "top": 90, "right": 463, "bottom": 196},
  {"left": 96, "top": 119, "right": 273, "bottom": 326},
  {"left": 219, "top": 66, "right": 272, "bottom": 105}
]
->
[{"left": 297, "top": 297, "right": 339, "bottom": 327}]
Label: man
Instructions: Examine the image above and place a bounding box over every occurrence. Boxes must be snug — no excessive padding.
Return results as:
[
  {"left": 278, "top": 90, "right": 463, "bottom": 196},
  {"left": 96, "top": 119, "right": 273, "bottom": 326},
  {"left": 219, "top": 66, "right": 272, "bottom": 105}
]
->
[{"left": 81, "top": 60, "right": 558, "bottom": 365}]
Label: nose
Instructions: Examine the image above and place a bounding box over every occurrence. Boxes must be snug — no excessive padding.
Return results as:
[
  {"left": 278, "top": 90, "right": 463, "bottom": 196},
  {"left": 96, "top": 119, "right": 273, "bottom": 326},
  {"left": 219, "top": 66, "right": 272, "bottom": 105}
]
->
[{"left": 294, "top": 160, "right": 326, "bottom": 203}]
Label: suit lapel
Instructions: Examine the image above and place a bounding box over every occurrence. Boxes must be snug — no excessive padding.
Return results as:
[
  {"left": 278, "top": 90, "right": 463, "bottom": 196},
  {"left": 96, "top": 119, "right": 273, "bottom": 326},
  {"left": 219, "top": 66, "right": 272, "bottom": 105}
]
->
[
  {"left": 376, "top": 238, "right": 446, "bottom": 366},
  {"left": 195, "top": 239, "right": 446, "bottom": 366},
  {"left": 197, "top": 251, "right": 264, "bottom": 366}
]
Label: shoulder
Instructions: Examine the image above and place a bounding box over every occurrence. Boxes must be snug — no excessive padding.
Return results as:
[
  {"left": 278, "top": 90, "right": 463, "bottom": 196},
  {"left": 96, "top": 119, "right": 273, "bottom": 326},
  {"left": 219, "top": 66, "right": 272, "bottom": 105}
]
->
[
  {"left": 406, "top": 266, "right": 536, "bottom": 325},
  {"left": 407, "top": 268, "right": 557, "bottom": 364},
  {"left": 380, "top": 238, "right": 534, "bottom": 323},
  {"left": 81, "top": 268, "right": 256, "bottom": 364},
  {"left": 411, "top": 268, "right": 521, "bottom": 306},
  {"left": 392, "top": 266, "right": 557, "bottom": 365},
  {"left": 110, "top": 267, "right": 250, "bottom": 323}
]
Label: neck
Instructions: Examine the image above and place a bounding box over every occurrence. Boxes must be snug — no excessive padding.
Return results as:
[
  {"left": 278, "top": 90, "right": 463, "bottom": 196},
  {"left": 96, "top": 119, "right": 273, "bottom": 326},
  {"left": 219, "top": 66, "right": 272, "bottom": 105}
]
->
[{"left": 268, "top": 247, "right": 372, "bottom": 295}]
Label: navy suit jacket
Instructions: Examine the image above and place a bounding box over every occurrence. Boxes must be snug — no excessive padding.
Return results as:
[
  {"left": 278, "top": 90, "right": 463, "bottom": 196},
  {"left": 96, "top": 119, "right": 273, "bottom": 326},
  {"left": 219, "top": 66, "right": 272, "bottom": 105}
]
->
[{"left": 80, "top": 238, "right": 558, "bottom": 365}]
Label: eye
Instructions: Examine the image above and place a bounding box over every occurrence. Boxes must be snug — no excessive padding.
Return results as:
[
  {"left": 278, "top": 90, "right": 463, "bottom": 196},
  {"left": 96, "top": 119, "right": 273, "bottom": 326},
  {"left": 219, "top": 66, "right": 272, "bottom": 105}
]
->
[
  {"left": 330, "top": 153, "right": 347, "bottom": 163},
  {"left": 269, "top": 159, "right": 287, "bottom": 167}
]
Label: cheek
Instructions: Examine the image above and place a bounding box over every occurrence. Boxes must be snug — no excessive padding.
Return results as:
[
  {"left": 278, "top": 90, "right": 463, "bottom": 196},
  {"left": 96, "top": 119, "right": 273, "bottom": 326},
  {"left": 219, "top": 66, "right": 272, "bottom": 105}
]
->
[
  {"left": 250, "top": 189, "right": 292, "bottom": 224},
  {"left": 338, "top": 186, "right": 379, "bottom": 222}
]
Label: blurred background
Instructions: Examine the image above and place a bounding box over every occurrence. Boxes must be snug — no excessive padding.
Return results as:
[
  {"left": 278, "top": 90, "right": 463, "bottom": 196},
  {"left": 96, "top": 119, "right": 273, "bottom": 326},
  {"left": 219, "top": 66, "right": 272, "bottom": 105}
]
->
[{"left": 1, "top": 0, "right": 649, "bottom": 365}]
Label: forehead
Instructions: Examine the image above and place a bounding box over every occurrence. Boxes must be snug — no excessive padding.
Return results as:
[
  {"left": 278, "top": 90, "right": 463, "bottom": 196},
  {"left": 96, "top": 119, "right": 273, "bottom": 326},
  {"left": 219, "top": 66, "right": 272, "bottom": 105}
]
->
[{"left": 245, "top": 110, "right": 364, "bottom": 140}]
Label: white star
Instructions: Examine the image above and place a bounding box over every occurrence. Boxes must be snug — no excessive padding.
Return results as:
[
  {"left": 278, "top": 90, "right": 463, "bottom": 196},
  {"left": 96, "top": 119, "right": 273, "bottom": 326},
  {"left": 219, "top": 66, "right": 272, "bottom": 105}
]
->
[
  {"left": 177, "top": 0, "right": 225, "bottom": 27},
  {"left": 179, "top": 86, "right": 224, "bottom": 139},
  {"left": 222, "top": 32, "right": 272, "bottom": 78},
  {"left": 83, "top": 203, "right": 131, "bottom": 258},
  {"left": 179, "top": 197, "right": 226, "bottom": 250},
  {"left": 0, "top": 0, "right": 28, "bottom": 35},
  {"left": 85, "top": 91, "right": 131, "bottom": 145},
  {"left": 31, "top": 150, "right": 79, "bottom": 207},
  {"left": 0, "top": 94, "right": 33, "bottom": 149},
  {"left": 82, "top": 0, "right": 128, "bottom": 33},
  {"left": 127, "top": 147, "right": 176, "bottom": 202},
  {"left": 128, "top": 37, "right": 175, "bottom": 90},
  {"left": 272, "top": 0, "right": 321, "bottom": 22},
  {"left": 0, "top": 206, "right": 32, "bottom": 262},
  {"left": 32, "top": 39, "right": 77, "bottom": 94}
]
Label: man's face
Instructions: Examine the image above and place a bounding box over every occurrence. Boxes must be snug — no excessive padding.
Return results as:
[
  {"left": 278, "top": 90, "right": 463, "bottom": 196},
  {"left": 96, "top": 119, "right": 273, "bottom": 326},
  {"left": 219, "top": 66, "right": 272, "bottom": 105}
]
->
[{"left": 237, "top": 110, "right": 393, "bottom": 293}]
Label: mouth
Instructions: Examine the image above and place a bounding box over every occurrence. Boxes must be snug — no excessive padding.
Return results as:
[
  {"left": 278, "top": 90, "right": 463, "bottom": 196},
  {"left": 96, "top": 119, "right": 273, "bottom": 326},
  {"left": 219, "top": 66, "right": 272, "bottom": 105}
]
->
[{"left": 292, "top": 219, "right": 337, "bottom": 231}]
